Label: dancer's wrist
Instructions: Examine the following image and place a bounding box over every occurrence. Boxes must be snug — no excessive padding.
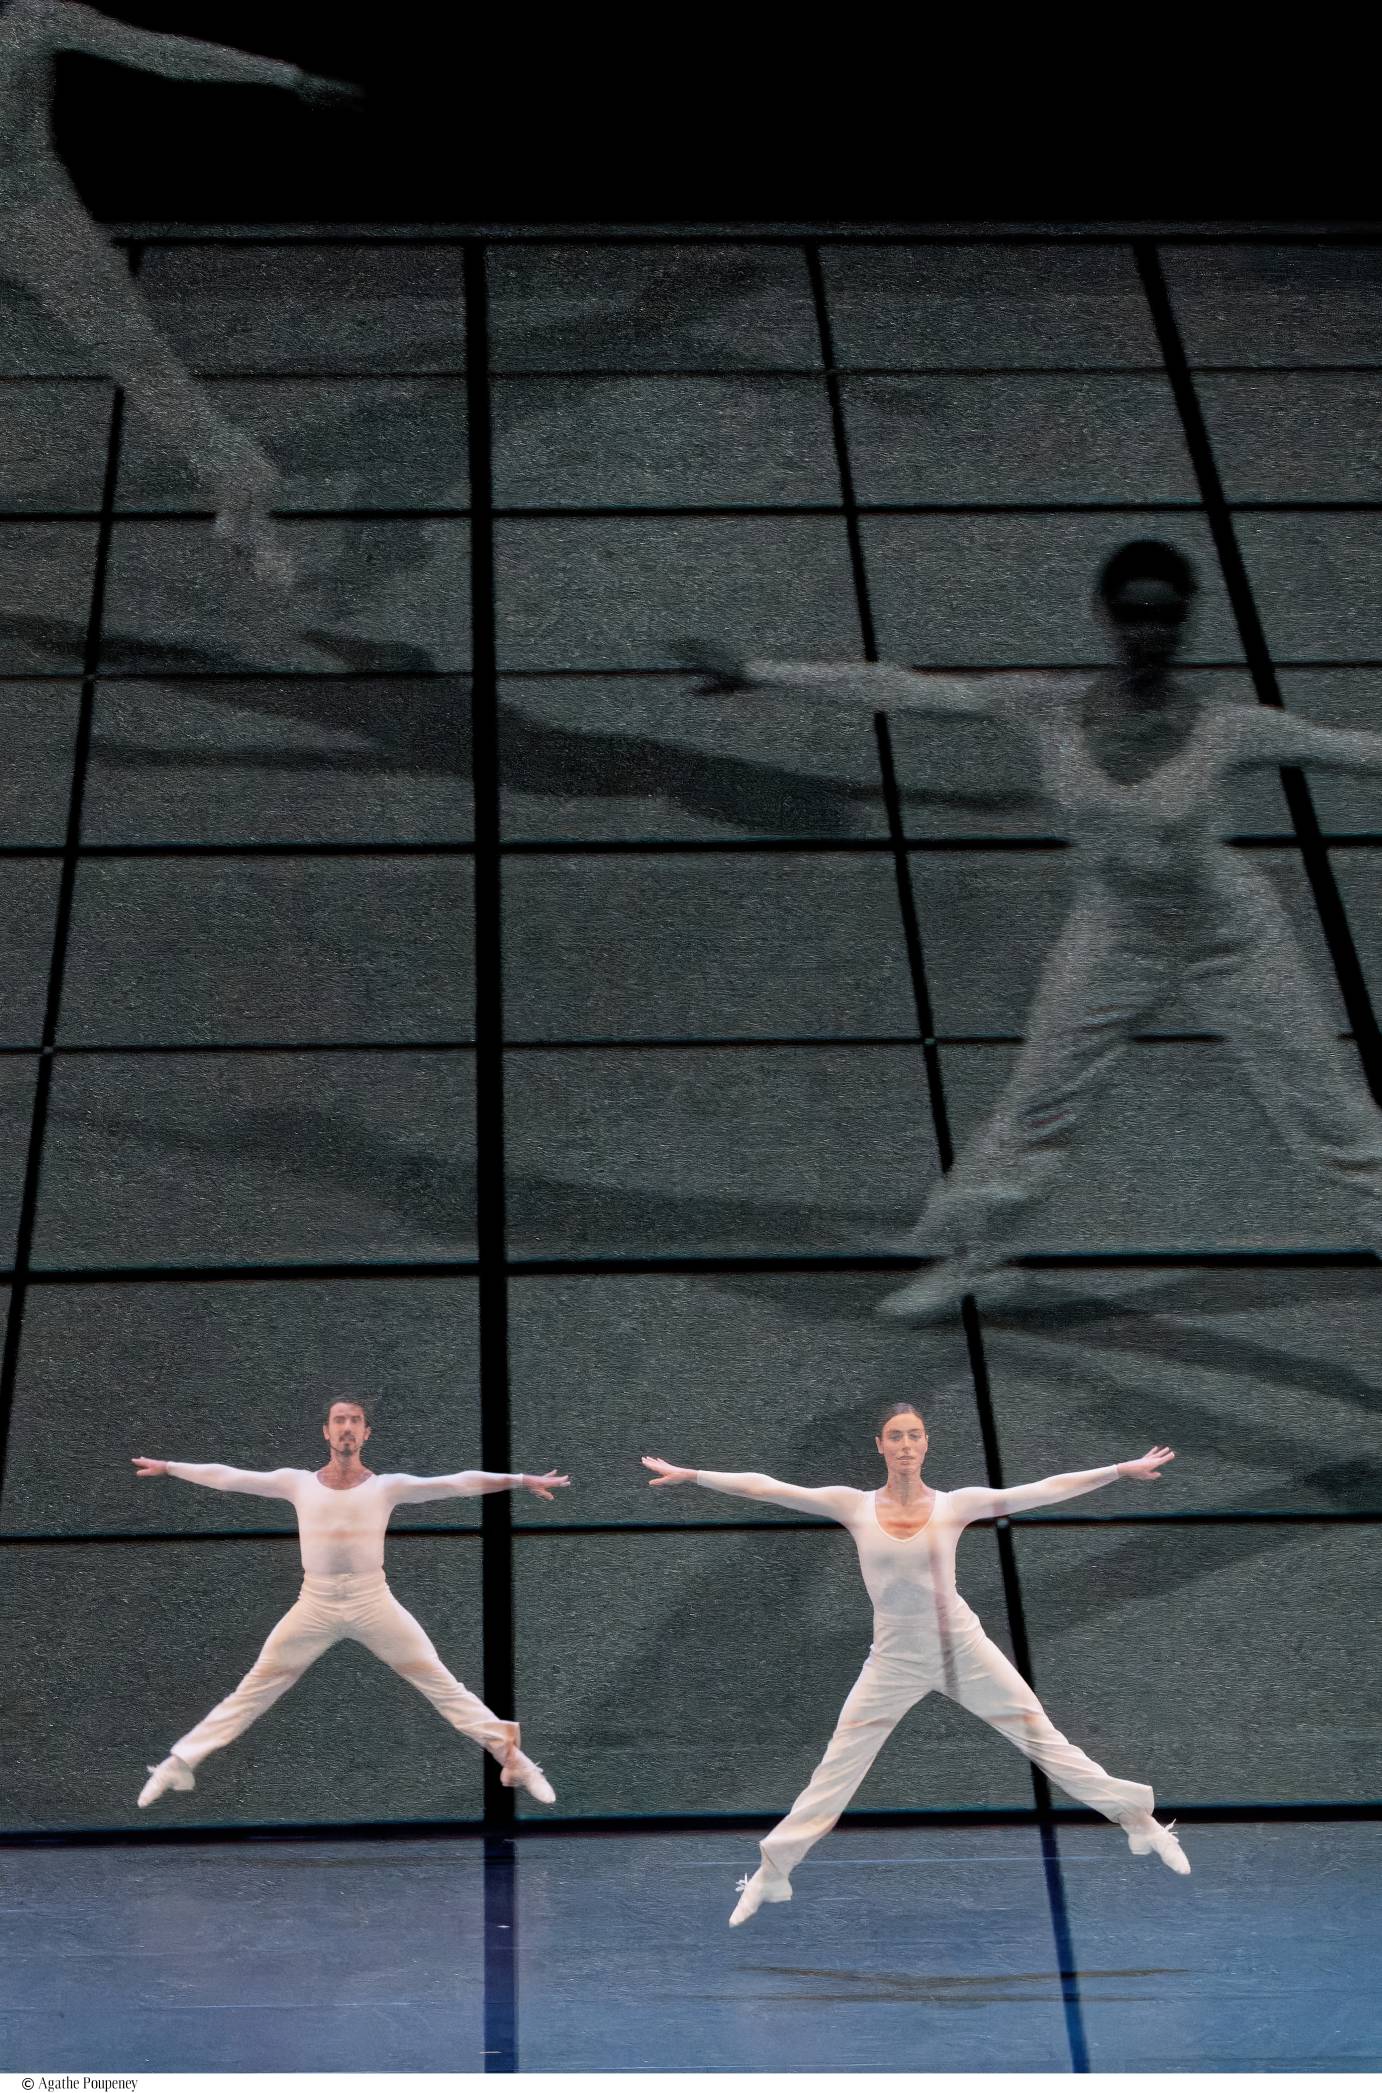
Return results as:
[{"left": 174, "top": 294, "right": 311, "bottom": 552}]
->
[{"left": 1114, "top": 1462, "right": 1126, "bottom": 1479}]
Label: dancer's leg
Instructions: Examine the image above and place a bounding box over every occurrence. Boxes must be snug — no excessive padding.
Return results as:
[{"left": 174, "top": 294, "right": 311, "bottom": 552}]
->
[
  {"left": 166, "top": 1584, "right": 341, "bottom": 1771},
  {"left": 943, "top": 1630, "right": 1154, "bottom": 1822},
  {"left": 1188, "top": 860, "right": 1382, "bottom": 1243},
  {"left": 755, "top": 1655, "right": 925, "bottom": 1891},
  {"left": 3, "top": 186, "right": 279, "bottom": 501},
  {"left": 349, "top": 1579, "right": 516, "bottom": 1757},
  {"left": 890, "top": 892, "right": 1169, "bottom": 1305}
]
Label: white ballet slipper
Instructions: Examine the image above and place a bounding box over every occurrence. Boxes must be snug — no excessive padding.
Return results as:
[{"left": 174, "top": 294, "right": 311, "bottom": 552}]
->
[
  {"left": 137, "top": 1754, "right": 195, "bottom": 1808},
  {"left": 501, "top": 1751, "right": 555, "bottom": 1805},
  {"left": 1122, "top": 1811, "right": 1191, "bottom": 1874},
  {"left": 729, "top": 1865, "right": 792, "bottom": 1927},
  {"left": 495, "top": 1721, "right": 555, "bottom": 1805}
]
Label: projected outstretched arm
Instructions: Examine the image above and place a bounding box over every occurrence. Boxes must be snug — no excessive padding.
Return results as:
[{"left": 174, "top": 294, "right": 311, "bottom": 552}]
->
[
  {"left": 1237, "top": 707, "right": 1382, "bottom": 776},
  {"left": 672, "top": 635, "right": 1029, "bottom": 721},
  {"left": 4, "top": 0, "right": 357, "bottom": 98}
]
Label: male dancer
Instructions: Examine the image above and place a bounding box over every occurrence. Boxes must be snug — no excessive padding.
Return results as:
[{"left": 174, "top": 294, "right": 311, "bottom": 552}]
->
[
  {"left": 680, "top": 539, "right": 1382, "bottom": 1317},
  {"left": 133, "top": 1397, "right": 565, "bottom": 1807},
  {"left": 645, "top": 1403, "right": 1186, "bottom": 1924},
  {"left": 0, "top": 0, "right": 361, "bottom": 584}
]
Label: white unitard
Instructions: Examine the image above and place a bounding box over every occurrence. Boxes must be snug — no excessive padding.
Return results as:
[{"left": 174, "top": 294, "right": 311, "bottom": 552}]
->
[
  {"left": 694, "top": 1464, "right": 1154, "bottom": 1887},
  {"left": 0, "top": 0, "right": 298, "bottom": 505},
  {"left": 747, "top": 660, "right": 1382, "bottom": 1254},
  {"left": 160, "top": 1463, "right": 516, "bottom": 1771}
]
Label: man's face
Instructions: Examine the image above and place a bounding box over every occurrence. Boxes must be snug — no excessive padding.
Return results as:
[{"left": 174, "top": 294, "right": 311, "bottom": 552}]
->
[{"left": 323, "top": 1404, "right": 370, "bottom": 1456}]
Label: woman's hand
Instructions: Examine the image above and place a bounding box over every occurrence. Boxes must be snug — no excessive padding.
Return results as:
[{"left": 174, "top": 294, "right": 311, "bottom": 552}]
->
[
  {"left": 669, "top": 635, "right": 753, "bottom": 696},
  {"left": 131, "top": 1457, "right": 169, "bottom": 1478},
  {"left": 642, "top": 1456, "right": 695, "bottom": 1487},
  {"left": 1118, "top": 1446, "right": 1175, "bottom": 1482},
  {"left": 521, "top": 1471, "right": 570, "bottom": 1502}
]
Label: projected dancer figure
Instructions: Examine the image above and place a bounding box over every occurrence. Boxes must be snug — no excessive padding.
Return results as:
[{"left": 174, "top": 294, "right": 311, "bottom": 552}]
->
[
  {"left": 133, "top": 1398, "right": 565, "bottom": 1808},
  {"left": 644, "top": 1406, "right": 1186, "bottom": 1925},
  {"left": 0, "top": 0, "right": 361, "bottom": 585},
  {"left": 681, "top": 539, "right": 1382, "bottom": 1319}
]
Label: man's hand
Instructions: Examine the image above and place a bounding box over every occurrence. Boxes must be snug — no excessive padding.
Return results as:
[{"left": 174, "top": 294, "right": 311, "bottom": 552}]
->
[
  {"left": 295, "top": 72, "right": 365, "bottom": 110},
  {"left": 132, "top": 1456, "right": 170, "bottom": 1478},
  {"left": 642, "top": 1456, "right": 695, "bottom": 1487},
  {"left": 521, "top": 1470, "right": 570, "bottom": 1502},
  {"left": 1118, "top": 1445, "right": 1175, "bottom": 1482}
]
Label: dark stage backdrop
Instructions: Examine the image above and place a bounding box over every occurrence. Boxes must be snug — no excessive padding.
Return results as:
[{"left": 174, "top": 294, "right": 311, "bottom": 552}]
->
[{"left": 0, "top": 216, "right": 1380, "bottom": 1831}]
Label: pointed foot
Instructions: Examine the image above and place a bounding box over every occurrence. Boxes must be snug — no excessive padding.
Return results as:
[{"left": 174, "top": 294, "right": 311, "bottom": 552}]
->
[{"left": 137, "top": 1754, "right": 195, "bottom": 1809}]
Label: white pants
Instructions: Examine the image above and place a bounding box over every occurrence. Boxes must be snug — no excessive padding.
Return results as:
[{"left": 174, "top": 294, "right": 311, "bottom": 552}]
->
[
  {"left": 758, "top": 1632, "right": 1154, "bottom": 1885},
  {"left": 920, "top": 861, "right": 1382, "bottom": 1256},
  {"left": 1, "top": 174, "right": 277, "bottom": 504},
  {"left": 169, "top": 1571, "right": 511, "bottom": 1770}
]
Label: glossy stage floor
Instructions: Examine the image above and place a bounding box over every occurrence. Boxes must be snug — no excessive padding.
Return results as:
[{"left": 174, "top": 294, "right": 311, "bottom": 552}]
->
[{"left": 5, "top": 1821, "right": 1380, "bottom": 2072}]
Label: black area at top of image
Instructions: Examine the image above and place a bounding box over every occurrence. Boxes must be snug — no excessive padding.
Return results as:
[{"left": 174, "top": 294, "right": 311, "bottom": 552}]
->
[{"left": 49, "top": 10, "right": 1382, "bottom": 227}]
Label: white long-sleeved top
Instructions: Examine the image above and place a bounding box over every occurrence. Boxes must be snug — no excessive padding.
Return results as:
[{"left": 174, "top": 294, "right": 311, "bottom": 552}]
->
[
  {"left": 743, "top": 659, "right": 1382, "bottom": 900},
  {"left": 695, "top": 1466, "right": 1121, "bottom": 1657},
  {"left": 164, "top": 1464, "right": 512, "bottom": 1575}
]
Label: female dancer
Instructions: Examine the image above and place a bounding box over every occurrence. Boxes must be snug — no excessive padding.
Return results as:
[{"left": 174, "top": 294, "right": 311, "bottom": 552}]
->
[
  {"left": 0, "top": 0, "right": 360, "bottom": 584},
  {"left": 644, "top": 1403, "right": 1185, "bottom": 1924},
  {"left": 681, "top": 540, "right": 1382, "bottom": 1318}
]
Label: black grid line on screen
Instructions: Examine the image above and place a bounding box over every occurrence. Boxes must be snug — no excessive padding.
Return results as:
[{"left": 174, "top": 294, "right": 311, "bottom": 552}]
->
[
  {"left": 13, "top": 500, "right": 1382, "bottom": 527},
  {"left": 0, "top": 245, "right": 134, "bottom": 1509},
  {"left": 20, "top": 359, "right": 1382, "bottom": 383},
  {"left": 464, "top": 239, "right": 522, "bottom": 2076},
  {"left": 1135, "top": 239, "right": 1382, "bottom": 1105},
  {"left": 805, "top": 239, "right": 1091, "bottom": 2074}
]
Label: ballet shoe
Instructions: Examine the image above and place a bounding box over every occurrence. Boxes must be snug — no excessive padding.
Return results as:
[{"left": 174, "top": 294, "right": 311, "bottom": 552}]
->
[
  {"left": 729, "top": 1865, "right": 792, "bottom": 1927},
  {"left": 137, "top": 1754, "right": 195, "bottom": 1808},
  {"left": 1121, "top": 1810, "right": 1191, "bottom": 1875},
  {"left": 495, "top": 1721, "right": 555, "bottom": 1805},
  {"left": 501, "top": 1751, "right": 555, "bottom": 1804}
]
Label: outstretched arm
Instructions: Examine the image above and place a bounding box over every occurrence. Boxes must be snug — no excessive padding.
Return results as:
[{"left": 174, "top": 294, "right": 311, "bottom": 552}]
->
[
  {"left": 950, "top": 1446, "right": 1174, "bottom": 1522},
  {"left": 671, "top": 636, "right": 1006, "bottom": 722},
  {"left": 384, "top": 1469, "right": 571, "bottom": 1506},
  {"left": 132, "top": 1458, "right": 297, "bottom": 1499},
  {"left": 49, "top": 5, "right": 337, "bottom": 95},
  {"left": 642, "top": 1455, "right": 857, "bottom": 1521},
  {"left": 1236, "top": 707, "right": 1382, "bottom": 777}
]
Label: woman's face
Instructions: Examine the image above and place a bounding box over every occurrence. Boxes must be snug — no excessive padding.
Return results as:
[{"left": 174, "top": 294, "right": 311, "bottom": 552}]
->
[
  {"left": 875, "top": 1411, "right": 928, "bottom": 1479},
  {"left": 1102, "top": 575, "right": 1191, "bottom": 665}
]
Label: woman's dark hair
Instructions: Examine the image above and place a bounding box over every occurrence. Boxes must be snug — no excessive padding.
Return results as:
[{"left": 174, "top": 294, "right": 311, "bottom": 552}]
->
[
  {"left": 876, "top": 1400, "right": 926, "bottom": 1437},
  {"left": 322, "top": 1395, "right": 372, "bottom": 1427},
  {"left": 1097, "top": 539, "right": 1198, "bottom": 610}
]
